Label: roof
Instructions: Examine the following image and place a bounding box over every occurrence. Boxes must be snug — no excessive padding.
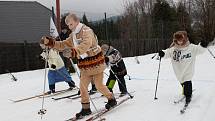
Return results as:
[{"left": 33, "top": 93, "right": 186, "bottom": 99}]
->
[{"left": 0, "top": 1, "right": 52, "bottom": 43}]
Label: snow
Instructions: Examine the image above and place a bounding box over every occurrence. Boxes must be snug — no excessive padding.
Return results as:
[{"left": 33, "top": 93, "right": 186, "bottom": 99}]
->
[{"left": 1, "top": 46, "right": 215, "bottom": 121}]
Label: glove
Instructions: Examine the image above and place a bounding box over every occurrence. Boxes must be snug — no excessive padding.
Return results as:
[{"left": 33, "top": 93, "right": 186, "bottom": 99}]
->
[
  {"left": 105, "top": 57, "right": 109, "bottom": 63},
  {"left": 40, "top": 36, "right": 55, "bottom": 48},
  {"left": 200, "top": 41, "right": 209, "bottom": 48},
  {"left": 63, "top": 48, "right": 77, "bottom": 58},
  {"left": 158, "top": 50, "right": 165, "bottom": 58},
  {"left": 51, "top": 64, "right": 56, "bottom": 69},
  {"left": 39, "top": 52, "right": 46, "bottom": 60}
]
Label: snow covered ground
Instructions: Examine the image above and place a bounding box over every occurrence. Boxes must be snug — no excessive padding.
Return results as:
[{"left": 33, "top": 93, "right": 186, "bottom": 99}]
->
[{"left": 0, "top": 46, "right": 215, "bottom": 121}]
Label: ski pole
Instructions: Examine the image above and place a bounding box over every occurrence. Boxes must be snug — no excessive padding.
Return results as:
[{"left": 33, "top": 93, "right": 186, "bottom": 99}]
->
[
  {"left": 38, "top": 47, "right": 49, "bottom": 118},
  {"left": 154, "top": 57, "right": 161, "bottom": 100},
  {"left": 126, "top": 74, "right": 131, "bottom": 80},
  {"left": 6, "top": 69, "right": 17, "bottom": 81},
  {"left": 151, "top": 53, "right": 157, "bottom": 59},
  {"left": 105, "top": 70, "right": 131, "bottom": 81},
  {"left": 110, "top": 69, "right": 134, "bottom": 99},
  {"left": 69, "top": 58, "right": 80, "bottom": 77},
  {"left": 207, "top": 48, "right": 215, "bottom": 58},
  {"left": 104, "top": 72, "right": 109, "bottom": 77}
]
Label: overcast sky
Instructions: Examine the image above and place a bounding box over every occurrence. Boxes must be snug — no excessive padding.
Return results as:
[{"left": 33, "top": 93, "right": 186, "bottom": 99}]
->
[{"left": 2, "top": 0, "right": 137, "bottom": 18}]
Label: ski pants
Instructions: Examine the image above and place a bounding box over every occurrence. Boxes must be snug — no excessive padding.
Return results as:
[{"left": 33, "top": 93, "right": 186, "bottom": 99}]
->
[
  {"left": 80, "top": 72, "right": 113, "bottom": 103},
  {"left": 106, "top": 71, "right": 127, "bottom": 93},
  {"left": 181, "top": 81, "right": 192, "bottom": 100}
]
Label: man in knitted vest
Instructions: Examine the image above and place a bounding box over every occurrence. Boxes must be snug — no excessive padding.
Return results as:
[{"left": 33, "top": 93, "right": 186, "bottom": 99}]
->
[{"left": 40, "top": 13, "right": 116, "bottom": 119}]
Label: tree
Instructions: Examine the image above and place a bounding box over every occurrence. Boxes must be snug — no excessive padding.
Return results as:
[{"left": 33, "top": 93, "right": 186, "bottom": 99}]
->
[
  {"left": 192, "top": 0, "right": 215, "bottom": 42},
  {"left": 176, "top": 1, "right": 193, "bottom": 43},
  {"left": 82, "top": 13, "right": 89, "bottom": 26}
]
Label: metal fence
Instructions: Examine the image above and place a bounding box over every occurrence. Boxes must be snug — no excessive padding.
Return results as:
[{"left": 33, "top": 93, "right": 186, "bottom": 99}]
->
[
  {"left": 110, "top": 38, "right": 171, "bottom": 57},
  {"left": 0, "top": 41, "right": 44, "bottom": 74},
  {"left": 0, "top": 38, "right": 170, "bottom": 74}
]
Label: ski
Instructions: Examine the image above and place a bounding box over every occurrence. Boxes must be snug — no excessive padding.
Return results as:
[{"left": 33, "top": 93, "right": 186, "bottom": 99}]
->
[
  {"left": 65, "top": 108, "right": 106, "bottom": 121},
  {"left": 10, "top": 88, "right": 75, "bottom": 103},
  {"left": 92, "top": 91, "right": 135, "bottom": 101},
  {"left": 180, "top": 103, "right": 189, "bottom": 114},
  {"left": 53, "top": 90, "right": 107, "bottom": 101},
  {"left": 174, "top": 89, "right": 195, "bottom": 104},
  {"left": 174, "top": 96, "right": 185, "bottom": 104},
  {"left": 65, "top": 109, "right": 104, "bottom": 121},
  {"left": 52, "top": 92, "right": 80, "bottom": 101},
  {"left": 86, "top": 96, "right": 133, "bottom": 121},
  {"left": 40, "top": 87, "right": 78, "bottom": 98},
  {"left": 68, "top": 92, "right": 96, "bottom": 100}
]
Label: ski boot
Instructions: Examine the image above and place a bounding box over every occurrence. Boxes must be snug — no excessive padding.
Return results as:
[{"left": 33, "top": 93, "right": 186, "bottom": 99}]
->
[
  {"left": 47, "top": 89, "right": 55, "bottom": 94},
  {"left": 76, "top": 103, "right": 92, "bottom": 119},
  {"left": 105, "top": 98, "right": 117, "bottom": 110},
  {"left": 47, "top": 84, "right": 55, "bottom": 94},
  {"left": 67, "top": 81, "right": 76, "bottom": 90},
  {"left": 119, "top": 91, "right": 128, "bottom": 97},
  {"left": 89, "top": 84, "right": 97, "bottom": 95},
  {"left": 185, "top": 97, "right": 191, "bottom": 106}
]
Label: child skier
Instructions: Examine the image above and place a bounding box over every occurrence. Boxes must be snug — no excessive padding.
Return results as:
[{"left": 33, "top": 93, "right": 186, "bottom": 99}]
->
[
  {"left": 101, "top": 44, "right": 128, "bottom": 96},
  {"left": 40, "top": 48, "right": 76, "bottom": 94},
  {"left": 158, "top": 31, "right": 209, "bottom": 105}
]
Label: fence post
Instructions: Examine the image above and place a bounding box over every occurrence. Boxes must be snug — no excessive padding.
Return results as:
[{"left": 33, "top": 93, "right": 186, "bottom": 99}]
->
[{"left": 23, "top": 40, "right": 29, "bottom": 70}]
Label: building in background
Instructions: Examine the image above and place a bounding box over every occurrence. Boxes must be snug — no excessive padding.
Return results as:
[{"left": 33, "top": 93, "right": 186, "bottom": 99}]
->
[
  {"left": 0, "top": 1, "right": 52, "bottom": 43},
  {"left": 0, "top": 1, "right": 52, "bottom": 74}
]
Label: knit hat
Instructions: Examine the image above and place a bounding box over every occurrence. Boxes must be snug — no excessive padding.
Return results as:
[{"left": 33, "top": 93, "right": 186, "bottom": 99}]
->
[{"left": 101, "top": 44, "right": 113, "bottom": 55}]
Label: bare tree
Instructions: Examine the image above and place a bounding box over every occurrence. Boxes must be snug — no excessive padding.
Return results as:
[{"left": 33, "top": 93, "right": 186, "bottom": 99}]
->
[{"left": 192, "top": 0, "right": 215, "bottom": 41}]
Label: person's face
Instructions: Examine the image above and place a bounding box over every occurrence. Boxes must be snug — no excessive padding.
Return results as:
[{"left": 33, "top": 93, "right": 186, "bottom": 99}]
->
[
  {"left": 101, "top": 45, "right": 109, "bottom": 54},
  {"left": 177, "top": 38, "right": 184, "bottom": 45},
  {"left": 174, "top": 33, "right": 186, "bottom": 46},
  {"left": 67, "top": 19, "right": 78, "bottom": 31}
]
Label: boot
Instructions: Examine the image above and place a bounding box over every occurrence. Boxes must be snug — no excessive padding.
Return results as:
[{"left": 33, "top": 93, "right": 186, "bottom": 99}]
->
[
  {"left": 47, "top": 84, "right": 55, "bottom": 94},
  {"left": 89, "top": 84, "right": 97, "bottom": 94},
  {"left": 119, "top": 91, "right": 128, "bottom": 97},
  {"left": 67, "top": 81, "right": 76, "bottom": 89},
  {"left": 105, "top": 98, "right": 117, "bottom": 110},
  {"left": 76, "top": 103, "right": 92, "bottom": 119}
]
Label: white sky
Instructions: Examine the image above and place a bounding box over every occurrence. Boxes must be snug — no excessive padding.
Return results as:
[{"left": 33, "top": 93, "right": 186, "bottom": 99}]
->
[{"left": 2, "top": 0, "right": 137, "bottom": 16}]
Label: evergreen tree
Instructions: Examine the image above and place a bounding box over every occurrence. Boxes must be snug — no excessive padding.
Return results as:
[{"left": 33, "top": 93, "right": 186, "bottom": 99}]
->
[
  {"left": 151, "top": 0, "right": 177, "bottom": 48},
  {"left": 82, "top": 13, "right": 89, "bottom": 26},
  {"left": 176, "top": 2, "right": 193, "bottom": 43}
]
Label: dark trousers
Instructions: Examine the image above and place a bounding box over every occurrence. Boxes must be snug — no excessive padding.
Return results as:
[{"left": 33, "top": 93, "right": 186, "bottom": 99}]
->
[
  {"left": 106, "top": 71, "right": 127, "bottom": 93},
  {"left": 181, "top": 81, "right": 192, "bottom": 102}
]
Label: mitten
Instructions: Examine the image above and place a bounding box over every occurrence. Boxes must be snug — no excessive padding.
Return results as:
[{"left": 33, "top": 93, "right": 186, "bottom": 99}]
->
[{"left": 158, "top": 50, "right": 165, "bottom": 58}]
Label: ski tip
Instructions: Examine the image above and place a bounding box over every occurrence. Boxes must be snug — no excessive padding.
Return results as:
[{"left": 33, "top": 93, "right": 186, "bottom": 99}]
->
[
  {"left": 98, "top": 118, "right": 106, "bottom": 121},
  {"left": 13, "top": 78, "right": 18, "bottom": 81},
  {"left": 180, "top": 110, "right": 185, "bottom": 114},
  {"left": 8, "top": 99, "right": 15, "bottom": 103}
]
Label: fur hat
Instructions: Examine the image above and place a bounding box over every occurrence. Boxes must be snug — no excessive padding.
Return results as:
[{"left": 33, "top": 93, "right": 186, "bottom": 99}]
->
[{"left": 171, "top": 31, "right": 190, "bottom": 48}]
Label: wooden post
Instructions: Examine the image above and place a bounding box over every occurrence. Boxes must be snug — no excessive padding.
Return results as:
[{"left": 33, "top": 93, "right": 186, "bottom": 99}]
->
[{"left": 56, "top": 0, "right": 61, "bottom": 32}]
